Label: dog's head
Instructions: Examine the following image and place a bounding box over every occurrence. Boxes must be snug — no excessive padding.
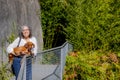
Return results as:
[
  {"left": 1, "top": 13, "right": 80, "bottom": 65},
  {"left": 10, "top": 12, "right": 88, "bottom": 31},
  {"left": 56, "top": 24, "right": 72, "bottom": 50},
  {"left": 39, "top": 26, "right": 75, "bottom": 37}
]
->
[{"left": 24, "top": 42, "right": 35, "bottom": 50}]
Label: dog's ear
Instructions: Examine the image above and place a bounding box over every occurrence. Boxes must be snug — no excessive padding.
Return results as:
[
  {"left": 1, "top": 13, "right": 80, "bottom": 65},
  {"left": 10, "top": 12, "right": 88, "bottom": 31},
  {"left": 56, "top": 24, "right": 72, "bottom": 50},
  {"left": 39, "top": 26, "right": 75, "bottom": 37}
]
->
[
  {"left": 32, "top": 43, "right": 35, "bottom": 48},
  {"left": 28, "top": 42, "right": 35, "bottom": 48},
  {"left": 24, "top": 43, "right": 29, "bottom": 48}
]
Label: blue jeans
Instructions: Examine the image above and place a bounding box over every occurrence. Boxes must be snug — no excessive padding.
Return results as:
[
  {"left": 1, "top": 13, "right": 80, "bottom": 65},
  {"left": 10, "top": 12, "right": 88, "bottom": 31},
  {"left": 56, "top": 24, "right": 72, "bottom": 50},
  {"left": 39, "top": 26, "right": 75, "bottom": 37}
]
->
[
  {"left": 12, "top": 56, "right": 32, "bottom": 80},
  {"left": 26, "top": 57, "right": 32, "bottom": 80},
  {"left": 12, "top": 57, "right": 22, "bottom": 80}
]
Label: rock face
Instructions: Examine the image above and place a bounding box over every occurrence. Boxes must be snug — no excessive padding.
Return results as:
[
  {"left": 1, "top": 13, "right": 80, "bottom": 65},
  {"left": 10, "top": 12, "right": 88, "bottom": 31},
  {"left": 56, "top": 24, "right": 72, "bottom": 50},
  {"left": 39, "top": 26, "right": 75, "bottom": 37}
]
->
[
  {"left": 0, "top": 0, "right": 43, "bottom": 62},
  {"left": 0, "top": 0, "right": 43, "bottom": 51}
]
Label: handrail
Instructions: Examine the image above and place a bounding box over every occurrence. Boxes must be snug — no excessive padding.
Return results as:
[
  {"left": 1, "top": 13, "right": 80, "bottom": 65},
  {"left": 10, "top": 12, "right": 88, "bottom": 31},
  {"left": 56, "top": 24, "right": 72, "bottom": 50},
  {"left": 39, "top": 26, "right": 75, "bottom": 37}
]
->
[
  {"left": 38, "top": 41, "right": 69, "bottom": 54},
  {"left": 17, "top": 41, "right": 73, "bottom": 80}
]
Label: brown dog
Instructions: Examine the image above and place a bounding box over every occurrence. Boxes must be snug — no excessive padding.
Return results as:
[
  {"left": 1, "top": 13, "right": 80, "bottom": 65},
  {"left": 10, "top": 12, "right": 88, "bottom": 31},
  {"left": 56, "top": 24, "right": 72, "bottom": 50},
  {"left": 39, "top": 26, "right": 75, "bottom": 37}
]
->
[
  {"left": 8, "top": 42, "right": 35, "bottom": 63},
  {"left": 24, "top": 41, "right": 35, "bottom": 55}
]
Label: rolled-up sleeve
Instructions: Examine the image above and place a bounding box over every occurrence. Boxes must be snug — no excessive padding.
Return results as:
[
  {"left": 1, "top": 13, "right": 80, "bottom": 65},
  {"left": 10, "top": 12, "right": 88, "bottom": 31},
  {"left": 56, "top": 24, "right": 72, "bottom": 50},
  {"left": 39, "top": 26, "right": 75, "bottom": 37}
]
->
[
  {"left": 7, "top": 37, "right": 19, "bottom": 53},
  {"left": 31, "top": 37, "right": 38, "bottom": 56}
]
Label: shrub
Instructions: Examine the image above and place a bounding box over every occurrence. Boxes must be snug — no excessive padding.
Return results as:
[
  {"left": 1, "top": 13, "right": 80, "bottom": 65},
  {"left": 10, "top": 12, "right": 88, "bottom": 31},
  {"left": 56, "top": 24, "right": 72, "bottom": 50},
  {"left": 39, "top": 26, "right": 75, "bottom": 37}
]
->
[
  {"left": 63, "top": 51, "right": 120, "bottom": 80},
  {"left": 65, "top": 0, "right": 120, "bottom": 52}
]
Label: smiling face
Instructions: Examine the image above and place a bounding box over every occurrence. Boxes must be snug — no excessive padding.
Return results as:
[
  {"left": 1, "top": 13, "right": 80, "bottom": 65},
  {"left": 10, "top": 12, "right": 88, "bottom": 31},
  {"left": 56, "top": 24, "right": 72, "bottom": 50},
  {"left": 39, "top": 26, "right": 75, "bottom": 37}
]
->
[{"left": 22, "top": 26, "right": 30, "bottom": 39}]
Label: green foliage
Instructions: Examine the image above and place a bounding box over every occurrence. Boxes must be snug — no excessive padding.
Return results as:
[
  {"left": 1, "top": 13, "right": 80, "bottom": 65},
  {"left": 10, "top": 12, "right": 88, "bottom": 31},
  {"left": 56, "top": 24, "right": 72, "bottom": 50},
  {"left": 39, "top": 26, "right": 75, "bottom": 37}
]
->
[
  {"left": 7, "top": 33, "right": 16, "bottom": 43},
  {"left": 63, "top": 51, "right": 120, "bottom": 80},
  {"left": 40, "top": 0, "right": 68, "bottom": 49},
  {"left": 65, "top": 0, "right": 120, "bottom": 51},
  {"left": 0, "top": 22, "right": 17, "bottom": 79},
  {"left": 7, "top": 22, "right": 17, "bottom": 43},
  {"left": 42, "top": 52, "right": 60, "bottom": 64},
  {"left": 39, "top": 0, "right": 120, "bottom": 79},
  {"left": 0, "top": 64, "right": 13, "bottom": 80},
  {"left": 40, "top": 0, "right": 120, "bottom": 51}
]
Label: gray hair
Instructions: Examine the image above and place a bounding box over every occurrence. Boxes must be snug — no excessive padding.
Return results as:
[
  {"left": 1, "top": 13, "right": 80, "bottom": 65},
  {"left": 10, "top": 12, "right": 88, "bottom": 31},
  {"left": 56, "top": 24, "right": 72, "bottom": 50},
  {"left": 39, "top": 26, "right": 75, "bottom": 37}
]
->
[{"left": 20, "top": 25, "right": 32, "bottom": 38}]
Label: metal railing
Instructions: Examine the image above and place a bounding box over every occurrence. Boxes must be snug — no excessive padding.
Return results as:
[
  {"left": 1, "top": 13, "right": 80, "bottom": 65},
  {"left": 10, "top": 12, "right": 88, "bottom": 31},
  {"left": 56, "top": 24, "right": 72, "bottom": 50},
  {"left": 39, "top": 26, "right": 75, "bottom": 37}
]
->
[{"left": 17, "top": 42, "right": 73, "bottom": 80}]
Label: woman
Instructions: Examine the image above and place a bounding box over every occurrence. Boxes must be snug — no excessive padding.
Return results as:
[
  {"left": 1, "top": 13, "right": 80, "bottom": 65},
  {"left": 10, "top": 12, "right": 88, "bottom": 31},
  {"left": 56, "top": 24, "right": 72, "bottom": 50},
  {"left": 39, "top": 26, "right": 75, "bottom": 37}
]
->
[{"left": 7, "top": 25, "right": 38, "bottom": 80}]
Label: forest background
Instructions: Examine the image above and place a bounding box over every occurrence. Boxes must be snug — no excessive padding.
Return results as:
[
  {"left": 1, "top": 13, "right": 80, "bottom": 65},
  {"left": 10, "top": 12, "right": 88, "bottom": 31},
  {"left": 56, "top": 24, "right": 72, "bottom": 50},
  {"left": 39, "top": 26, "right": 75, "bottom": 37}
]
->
[{"left": 40, "top": 0, "right": 120, "bottom": 80}]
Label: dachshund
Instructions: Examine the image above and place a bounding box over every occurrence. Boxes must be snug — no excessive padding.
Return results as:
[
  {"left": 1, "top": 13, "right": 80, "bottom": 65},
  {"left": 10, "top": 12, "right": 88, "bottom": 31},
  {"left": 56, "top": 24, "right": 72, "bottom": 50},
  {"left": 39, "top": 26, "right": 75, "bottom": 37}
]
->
[
  {"left": 8, "top": 42, "right": 35, "bottom": 64},
  {"left": 24, "top": 41, "right": 35, "bottom": 55}
]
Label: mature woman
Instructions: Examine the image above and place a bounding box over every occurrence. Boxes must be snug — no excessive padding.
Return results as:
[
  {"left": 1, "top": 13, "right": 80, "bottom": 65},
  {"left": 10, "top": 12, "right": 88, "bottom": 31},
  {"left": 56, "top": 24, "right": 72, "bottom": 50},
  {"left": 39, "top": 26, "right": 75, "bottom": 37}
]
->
[{"left": 7, "top": 25, "right": 38, "bottom": 80}]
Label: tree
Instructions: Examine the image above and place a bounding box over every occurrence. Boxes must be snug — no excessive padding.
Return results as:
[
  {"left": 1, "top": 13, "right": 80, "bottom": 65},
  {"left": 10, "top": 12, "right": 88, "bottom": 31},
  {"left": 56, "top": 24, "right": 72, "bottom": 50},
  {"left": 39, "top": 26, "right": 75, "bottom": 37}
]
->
[
  {"left": 65, "top": 0, "right": 120, "bottom": 51},
  {"left": 40, "top": 0, "right": 68, "bottom": 49}
]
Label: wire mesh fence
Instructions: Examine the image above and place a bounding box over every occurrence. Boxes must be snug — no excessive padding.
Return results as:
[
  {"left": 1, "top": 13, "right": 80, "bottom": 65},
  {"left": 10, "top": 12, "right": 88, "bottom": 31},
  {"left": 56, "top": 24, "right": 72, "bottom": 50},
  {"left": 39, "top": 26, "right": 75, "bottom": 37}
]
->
[{"left": 17, "top": 42, "right": 73, "bottom": 80}]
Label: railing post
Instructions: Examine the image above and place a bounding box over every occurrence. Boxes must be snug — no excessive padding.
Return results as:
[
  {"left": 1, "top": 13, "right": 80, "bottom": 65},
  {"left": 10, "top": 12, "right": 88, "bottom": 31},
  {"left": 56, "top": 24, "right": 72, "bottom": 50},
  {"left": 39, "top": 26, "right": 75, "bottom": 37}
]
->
[
  {"left": 26, "top": 56, "right": 32, "bottom": 80},
  {"left": 17, "top": 55, "right": 27, "bottom": 80},
  {"left": 61, "top": 42, "right": 68, "bottom": 80}
]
